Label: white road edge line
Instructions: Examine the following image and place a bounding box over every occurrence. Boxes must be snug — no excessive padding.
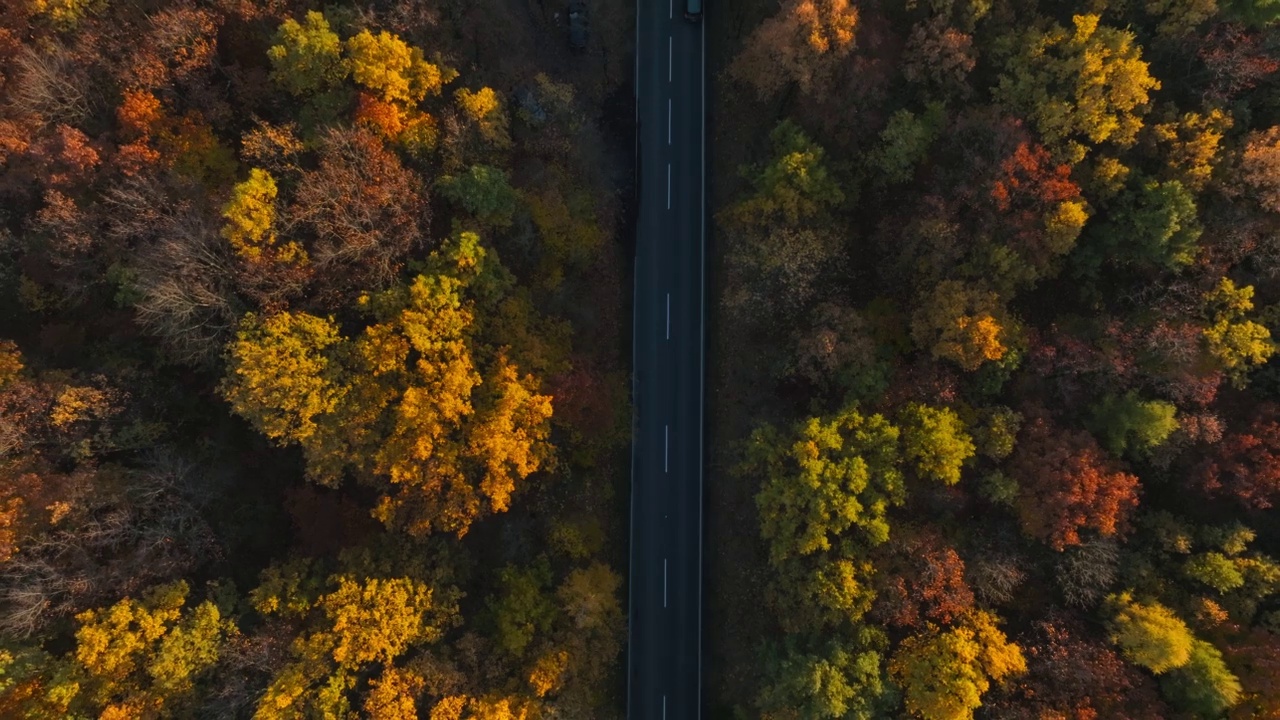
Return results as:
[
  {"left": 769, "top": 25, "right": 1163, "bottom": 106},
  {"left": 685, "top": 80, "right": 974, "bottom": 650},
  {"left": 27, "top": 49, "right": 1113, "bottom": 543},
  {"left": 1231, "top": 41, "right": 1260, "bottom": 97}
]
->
[
  {"left": 666, "top": 293, "right": 670, "bottom": 339},
  {"left": 668, "top": 98, "right": 672, "bottom": 145},
  {"left": 664, "top": 424, "right": 669, "bottom": 473},
  {"left": 664, "top": 558, "right": 668, "bottom": 608},
  {"left": 698, "top": 11, "right": 706, "bottom": 720},
  {"left": 667, "top": 163, "right": 671, "bottom": 210}
]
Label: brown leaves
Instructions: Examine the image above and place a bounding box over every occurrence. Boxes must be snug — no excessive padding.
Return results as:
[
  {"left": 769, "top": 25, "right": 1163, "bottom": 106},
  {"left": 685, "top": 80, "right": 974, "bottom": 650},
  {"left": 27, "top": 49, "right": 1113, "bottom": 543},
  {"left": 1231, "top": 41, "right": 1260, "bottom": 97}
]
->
[{"left": 729, "top": 0, "right": 859, "bottom": 101}]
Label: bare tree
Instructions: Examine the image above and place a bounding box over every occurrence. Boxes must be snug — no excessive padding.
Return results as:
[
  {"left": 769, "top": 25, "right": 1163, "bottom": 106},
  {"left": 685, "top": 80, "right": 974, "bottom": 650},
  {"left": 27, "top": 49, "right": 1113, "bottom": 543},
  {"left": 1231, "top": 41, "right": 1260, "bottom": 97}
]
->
[
  {"left": 107, "top": 176, "right": 242, "bottom": 366},
  {"left": 9, "top": 42, "right": 91, "bottom": 126}
]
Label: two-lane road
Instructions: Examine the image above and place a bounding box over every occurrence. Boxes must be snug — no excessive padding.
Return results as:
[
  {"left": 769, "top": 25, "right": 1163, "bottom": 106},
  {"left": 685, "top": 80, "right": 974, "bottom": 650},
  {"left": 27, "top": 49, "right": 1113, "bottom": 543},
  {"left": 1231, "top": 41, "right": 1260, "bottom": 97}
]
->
[{"left": 627, "top": 0, "right": 705, "bottom": 716}]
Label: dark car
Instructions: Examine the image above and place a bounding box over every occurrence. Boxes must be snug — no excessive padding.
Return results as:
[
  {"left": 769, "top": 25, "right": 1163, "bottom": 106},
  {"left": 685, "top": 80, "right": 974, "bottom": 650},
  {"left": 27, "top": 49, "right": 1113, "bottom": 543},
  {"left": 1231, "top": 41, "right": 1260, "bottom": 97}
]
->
[
  {"left": 568, "top": 1, "right": 589, "bottom": 51},
  {"left": 685, "top": 0, "right": 701, "bottom": 21}
]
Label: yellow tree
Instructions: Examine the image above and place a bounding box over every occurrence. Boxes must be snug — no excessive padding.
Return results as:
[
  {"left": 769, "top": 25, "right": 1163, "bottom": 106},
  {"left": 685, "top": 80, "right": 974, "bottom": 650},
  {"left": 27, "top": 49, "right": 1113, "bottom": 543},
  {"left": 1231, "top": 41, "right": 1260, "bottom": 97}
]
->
[
  {"left": 43, "top": 581, "right": 235, "bottom": 718},
  {"left": 996, "top": 15, "right": 1160, "bottom": 164},
  {"left": 910, "top": 281, "right": 1013, "bottom": 372},
  {"left": 889, "top": 610, "right": 1026, "bottom": 720},
  {"left": 221, "top": 232, "right": 554, "bottom": 536}
]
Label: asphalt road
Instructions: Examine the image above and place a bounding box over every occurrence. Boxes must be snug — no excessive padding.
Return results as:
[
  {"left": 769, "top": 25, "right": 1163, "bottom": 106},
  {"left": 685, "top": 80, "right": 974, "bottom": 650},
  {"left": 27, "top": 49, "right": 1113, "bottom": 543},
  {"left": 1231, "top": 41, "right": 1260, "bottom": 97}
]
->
[{"left": 626, "top": 0, "right": 705, "bottom": 716}]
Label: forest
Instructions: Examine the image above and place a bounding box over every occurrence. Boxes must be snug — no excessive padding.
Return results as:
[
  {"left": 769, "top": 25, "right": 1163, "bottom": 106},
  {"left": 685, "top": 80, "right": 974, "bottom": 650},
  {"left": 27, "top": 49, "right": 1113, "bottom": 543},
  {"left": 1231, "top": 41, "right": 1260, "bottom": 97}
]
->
[
  {"left": 0, "top": 0, "right": 634, "bottom": 717},
  {"left": 708, "top": 0, "right": 1280, "bottom": 717}
]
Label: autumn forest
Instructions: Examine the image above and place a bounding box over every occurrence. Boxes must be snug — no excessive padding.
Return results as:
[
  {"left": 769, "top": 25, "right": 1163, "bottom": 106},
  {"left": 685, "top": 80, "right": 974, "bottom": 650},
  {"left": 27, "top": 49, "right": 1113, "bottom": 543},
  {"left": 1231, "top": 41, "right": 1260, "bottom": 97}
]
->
[
  {"left": 1, "top": 0, "right": 1280, "bottom": 715},
  {"left": 709, "top": 0, "right": 1280, "bottom": 717}
]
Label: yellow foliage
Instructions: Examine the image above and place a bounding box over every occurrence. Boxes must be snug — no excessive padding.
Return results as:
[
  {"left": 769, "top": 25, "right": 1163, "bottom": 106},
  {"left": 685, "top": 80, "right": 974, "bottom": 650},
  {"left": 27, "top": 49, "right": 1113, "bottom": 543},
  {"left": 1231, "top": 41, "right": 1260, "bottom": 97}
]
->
[
  {"left": 29, "top": 0, "right": 98, "bottom": 28},
  {"left": 430, "top": 696, "right": 468, "bottom": 720},
  {"left": 889, "top": 610, "right": 1026, "bottom": 720},
  {"left": 346, "top": 29, "right": 448, "bottom": 104},
  {"left": 1150, "top": 109, "right": 1232, "bottom": 191},
  {"left": 912, "top": 281, "right": 1011, "bottom": 371},
  {"left": 363, "top": 668, "right": 426, "bottom": 720},
  {"left": 455, "top": 87, "right": 513, "bottom": 151},
  {"left": 527, "top": 649, "right": 570, "bottom": 697},
  {"left": 222, "top": 169, "right": 305, "bottom": 264},
  {"left": 49, "top": 385, "right": 114, "bottom": 429}
]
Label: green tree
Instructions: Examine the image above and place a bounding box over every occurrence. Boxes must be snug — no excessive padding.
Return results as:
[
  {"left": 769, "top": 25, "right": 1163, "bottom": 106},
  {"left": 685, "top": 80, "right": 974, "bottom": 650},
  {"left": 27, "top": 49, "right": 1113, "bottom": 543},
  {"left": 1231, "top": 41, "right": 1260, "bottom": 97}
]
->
[
  {"left": 757, "top": 631, "right": 889, "bottom": 720},
  {"left": 869, "top": 105, "right": 944, "bottom": 185},
  {"left": 1183, "top": 552, "right": 1247, "bottom": 593},
  {"left": 489, "top": 558, "right": 559, "bottom": 658},
  {"left": 995, "top": 14, "right": 1160, "bottom": 163},
  {"left": 899, "top": 403, "right": 975, "bottom": 486},
  {"left": 437, "top": 165, "right": 518, "bottom": 227},
  {"left": 888, "top": 610, "right": 1026, "bottom": 720},
  {"left": 726, "top": 119, "right": 845, "bottom": 228},
  {"left": 1095, "top": 179, "right": 1202, "bottom": 269},
  {"left": 267, "top": 11, "right": 349, "bottom": 97},
  {"left": 1104, "top": 592, "right": 1194, "bottom": 674},
  {"left": 748, "top": 406, "right": 904, "bottom": 565},
  {"left": 1161, "top": 639, "right": 1243, "bottom": 717},
  {"left": 1087, "top": 392, "right": 1178, "bottom": 455}
]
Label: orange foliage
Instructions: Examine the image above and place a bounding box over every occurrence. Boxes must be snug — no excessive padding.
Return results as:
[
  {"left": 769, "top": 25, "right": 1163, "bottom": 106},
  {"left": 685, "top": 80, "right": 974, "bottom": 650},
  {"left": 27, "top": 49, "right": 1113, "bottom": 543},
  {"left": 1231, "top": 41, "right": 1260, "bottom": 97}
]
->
[
  {"left": 1009, "top": 415, "right": 1141, "bottom": 551},
  {"left": 116, "top": 89, "right": 162, "bottom": 140},
  {"left": 354, "top": 91, "right": 406, "bottom": 139}
]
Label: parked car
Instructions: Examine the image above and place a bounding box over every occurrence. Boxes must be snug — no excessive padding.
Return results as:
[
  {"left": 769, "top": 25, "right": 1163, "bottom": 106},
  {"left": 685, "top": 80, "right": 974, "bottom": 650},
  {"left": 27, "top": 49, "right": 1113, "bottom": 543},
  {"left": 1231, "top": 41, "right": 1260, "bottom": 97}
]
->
[{"left": 568, "top": 1, "right": 589, "bottom": 51}]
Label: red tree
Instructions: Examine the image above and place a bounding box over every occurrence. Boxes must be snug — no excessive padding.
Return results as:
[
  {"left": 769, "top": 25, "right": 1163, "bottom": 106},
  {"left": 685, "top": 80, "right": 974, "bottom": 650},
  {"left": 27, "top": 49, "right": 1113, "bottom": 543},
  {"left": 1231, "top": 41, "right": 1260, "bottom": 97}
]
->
[
  {"left": 871, "top": 528, "right": 975, "bottom": 628},
  {"left": 1009, "top": 414, "right": 1141, "bottom": 550},
  {"left": 1196, "top": 404, "right": 1280, "bottom": 509},
  {"left": 989, "top": 615, "right": 1169, "bottom": 720}
]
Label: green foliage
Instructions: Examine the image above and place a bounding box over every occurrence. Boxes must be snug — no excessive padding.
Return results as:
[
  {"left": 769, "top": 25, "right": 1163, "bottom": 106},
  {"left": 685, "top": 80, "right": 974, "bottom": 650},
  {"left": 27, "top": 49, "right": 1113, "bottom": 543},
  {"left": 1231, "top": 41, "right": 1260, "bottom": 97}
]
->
[
  {"left": 978, "top": 471, "right": 1019, "bottom": 506},
  {"left": 1221, "top": 0, "right": 1280, "bottom": 26},
  {"left": 888, "top": 611, "right": 1026, "bottom": 720},
  {"left": 489, "top": 558, "right": 559, "bottom": 658},
  {"left": 757, "top": 632, "right": 890, "bottom": 720},
  {"left": 1184, "top": 552, "right": 1247, "bottom": 593},
  {"left": 438, "top": 165, "right": 519, "bottom": 227},
  {"left": 1104, "top": 592, "right": 1194, "bottom": 674},
  {"left": 869, "top": 105, "right": 944, "bottom": 185},
  {"left": 1160, "top": 639, "right": 1243, "bottom": 717},
  {"left": 1107, "top": 179, "right": 1202, "bottom": 268},
  {"left": 899, "top": 403, "right": 975, "bottom": 485},
  {"left": 748, "top": 405, "right": 904, "bottom": 565},
  {"left": 972, "top": 407, "right": 1022, "bottom": 460},
  {"left": 1087, "top": 392, "right": 1178, "bottom": 455},
  {"left": 728, "top": 119, "right": 845, "bottom": 227},
  {"left": 268, "top": 11, "right": 349, "bottom": 97}
]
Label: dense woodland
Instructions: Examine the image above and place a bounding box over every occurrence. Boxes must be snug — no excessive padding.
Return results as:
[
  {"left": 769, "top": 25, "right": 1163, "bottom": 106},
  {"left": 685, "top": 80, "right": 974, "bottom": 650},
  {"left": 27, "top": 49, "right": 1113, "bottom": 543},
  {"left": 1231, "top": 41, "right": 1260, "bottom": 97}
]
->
[
  {"left": 710, "top": 0, "right": 1280, "bottom": 717},
  {"left": 0, "top": 0, "right": 633, "bottom": 717}
]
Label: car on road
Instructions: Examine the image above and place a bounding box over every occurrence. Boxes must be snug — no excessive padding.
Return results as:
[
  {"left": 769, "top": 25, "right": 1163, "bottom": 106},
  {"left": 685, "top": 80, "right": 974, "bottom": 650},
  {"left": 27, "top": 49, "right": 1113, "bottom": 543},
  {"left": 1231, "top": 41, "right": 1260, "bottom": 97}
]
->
[
  {"left": 568, "top": 0, "right": 589, "bottom": 51},
  {"left": 685, "top": 0, "right": 701, "bottom": 21}
]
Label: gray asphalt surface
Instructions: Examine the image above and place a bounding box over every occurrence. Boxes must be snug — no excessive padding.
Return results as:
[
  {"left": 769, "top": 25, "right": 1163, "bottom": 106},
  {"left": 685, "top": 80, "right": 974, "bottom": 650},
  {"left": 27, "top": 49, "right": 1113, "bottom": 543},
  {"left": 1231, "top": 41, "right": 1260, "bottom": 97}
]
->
[{"left": 626, "top": 0, "right": 704, "bottom": 717}]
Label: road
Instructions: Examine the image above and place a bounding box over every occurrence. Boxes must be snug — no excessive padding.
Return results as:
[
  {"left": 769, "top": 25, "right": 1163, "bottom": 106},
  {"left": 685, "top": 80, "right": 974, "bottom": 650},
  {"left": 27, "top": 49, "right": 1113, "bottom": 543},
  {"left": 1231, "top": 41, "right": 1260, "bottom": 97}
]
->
[{"left": 626, "top": 0, "right": 705, "bottom": 716}]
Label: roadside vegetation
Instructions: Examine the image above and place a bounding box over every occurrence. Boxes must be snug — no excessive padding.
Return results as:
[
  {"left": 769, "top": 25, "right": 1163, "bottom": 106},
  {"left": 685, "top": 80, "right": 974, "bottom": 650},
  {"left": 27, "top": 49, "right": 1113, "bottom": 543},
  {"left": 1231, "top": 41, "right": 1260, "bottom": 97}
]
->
[
  {"left": 0, "top": 0, "right": 632, "bottom": 716},
  {"left": 709, "top": 0, "right": 1280, "bottom": 717}
]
